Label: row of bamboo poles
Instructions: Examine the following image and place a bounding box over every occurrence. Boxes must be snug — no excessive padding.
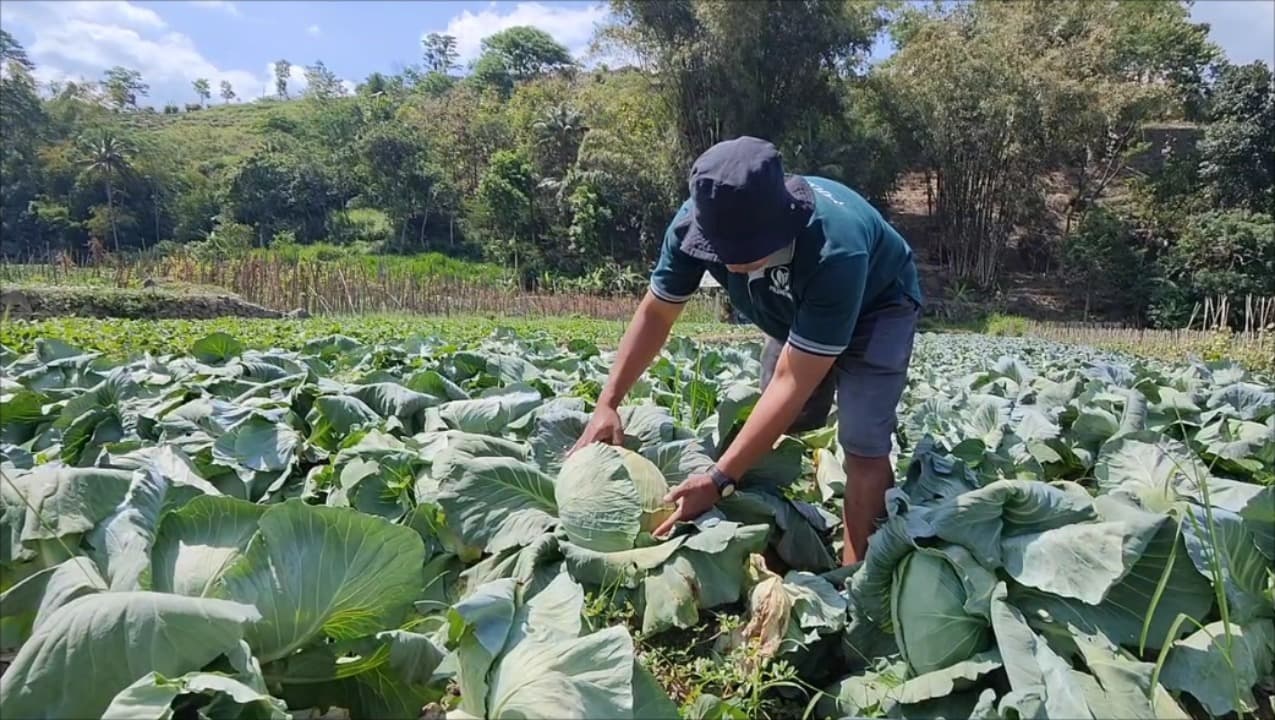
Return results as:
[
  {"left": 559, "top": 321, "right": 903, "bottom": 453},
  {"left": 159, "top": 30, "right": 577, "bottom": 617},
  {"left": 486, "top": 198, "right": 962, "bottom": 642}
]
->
[{"left": 0, "top": 254, "right": 721, "bottom": 321}]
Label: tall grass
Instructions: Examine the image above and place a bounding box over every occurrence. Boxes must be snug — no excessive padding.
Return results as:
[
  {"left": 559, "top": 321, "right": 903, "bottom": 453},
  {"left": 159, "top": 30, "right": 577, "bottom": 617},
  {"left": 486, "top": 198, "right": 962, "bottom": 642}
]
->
[{"left": 253, "top": 245, "right": 510, "bottom": 285}]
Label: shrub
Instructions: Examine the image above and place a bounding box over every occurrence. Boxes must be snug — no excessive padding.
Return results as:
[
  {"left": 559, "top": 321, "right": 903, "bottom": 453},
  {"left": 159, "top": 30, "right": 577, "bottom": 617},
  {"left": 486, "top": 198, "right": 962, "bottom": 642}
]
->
[
  {"left": 189, "top": 220, "right": 253, "bottom": 262},
  {"left": 1061, "top": 208, "right": 1152, "bottom": 321},
  {"left": 329, "top": 208, "right": 392, "bottom": 247},
  {"left": 1151, "top": 209, "right": 1275, "bottom": 327},
  {"left": 984, "top": 314, "right": 1030, "bottom": 337}
]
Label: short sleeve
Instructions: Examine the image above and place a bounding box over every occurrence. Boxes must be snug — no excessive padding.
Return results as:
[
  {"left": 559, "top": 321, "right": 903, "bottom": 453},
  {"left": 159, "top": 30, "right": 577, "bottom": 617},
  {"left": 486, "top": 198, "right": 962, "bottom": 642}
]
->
[
  {"left": 649, "top": 202, "right": 705, "bottom": 304},
  {"left": 787, "top": 255, "right": 868, "bottom": 357}
]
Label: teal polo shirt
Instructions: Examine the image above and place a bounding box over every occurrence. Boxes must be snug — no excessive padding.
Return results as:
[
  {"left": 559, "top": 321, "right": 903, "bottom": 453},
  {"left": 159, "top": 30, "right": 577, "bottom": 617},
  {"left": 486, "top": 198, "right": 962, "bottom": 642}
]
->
[{"left": 649, "top": 176, "right": 922, "bottom": 357}]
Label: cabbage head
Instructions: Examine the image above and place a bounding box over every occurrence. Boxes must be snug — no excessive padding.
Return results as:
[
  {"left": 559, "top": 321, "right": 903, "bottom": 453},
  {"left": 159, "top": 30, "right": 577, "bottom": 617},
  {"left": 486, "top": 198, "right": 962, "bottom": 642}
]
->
[
  {"left": 556, "top": 443, "right": 673, "bottom": 551},
  {"left": 890, "top": 548, "right": 991, "bottom": 675}
]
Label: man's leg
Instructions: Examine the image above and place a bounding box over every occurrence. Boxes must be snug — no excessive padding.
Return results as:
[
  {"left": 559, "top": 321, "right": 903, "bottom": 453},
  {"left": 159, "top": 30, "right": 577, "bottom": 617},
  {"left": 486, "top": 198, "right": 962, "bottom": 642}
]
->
[
  {"left": 835, "top": 298, "right": 920, "bottom": 566},
  {"left": 842, "top": 454, "right": 893, "bottom": 564}
]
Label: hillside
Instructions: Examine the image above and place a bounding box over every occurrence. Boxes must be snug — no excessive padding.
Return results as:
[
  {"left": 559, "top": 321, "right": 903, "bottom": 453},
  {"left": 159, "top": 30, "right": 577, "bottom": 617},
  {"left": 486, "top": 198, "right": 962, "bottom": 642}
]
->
[{"left": 116, "top": 97, "right": 349, "bottom": 169}]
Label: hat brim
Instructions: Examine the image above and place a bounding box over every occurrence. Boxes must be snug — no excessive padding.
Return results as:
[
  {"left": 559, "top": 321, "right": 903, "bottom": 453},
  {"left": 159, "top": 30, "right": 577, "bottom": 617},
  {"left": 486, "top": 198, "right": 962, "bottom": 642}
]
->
[
  {"left": 681, "top": 220, "right": 790, "bottom": 265},
  {"left": 679, "top": 176, "right": 814, "bottom": 265}
]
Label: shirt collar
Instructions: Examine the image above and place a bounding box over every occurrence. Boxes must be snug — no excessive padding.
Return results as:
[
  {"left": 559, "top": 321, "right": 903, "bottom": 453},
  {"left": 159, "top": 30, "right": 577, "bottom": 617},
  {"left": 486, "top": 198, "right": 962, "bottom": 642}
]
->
[{"left": 746, "top": 242, "right": 794, "bottom": 280}]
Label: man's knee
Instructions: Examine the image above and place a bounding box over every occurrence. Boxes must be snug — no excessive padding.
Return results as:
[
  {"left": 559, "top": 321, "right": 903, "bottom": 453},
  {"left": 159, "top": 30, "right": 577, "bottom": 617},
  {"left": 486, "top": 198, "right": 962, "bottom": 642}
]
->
[{"left": 838, "top": 420, "right": 896, "bottom": 459}]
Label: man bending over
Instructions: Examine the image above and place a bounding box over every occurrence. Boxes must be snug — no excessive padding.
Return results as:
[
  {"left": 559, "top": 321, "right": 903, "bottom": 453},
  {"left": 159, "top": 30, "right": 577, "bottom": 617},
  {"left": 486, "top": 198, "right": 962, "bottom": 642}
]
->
[{"left": 571, "top": 136, "right": 922, "bottom": 566}]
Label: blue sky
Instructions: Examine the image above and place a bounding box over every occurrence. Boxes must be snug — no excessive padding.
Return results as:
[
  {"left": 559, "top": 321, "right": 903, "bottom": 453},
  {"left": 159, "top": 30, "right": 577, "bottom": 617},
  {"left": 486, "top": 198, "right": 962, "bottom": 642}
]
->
[{"left": 2, "top": 1, "right": 1272, "bottom": 107}]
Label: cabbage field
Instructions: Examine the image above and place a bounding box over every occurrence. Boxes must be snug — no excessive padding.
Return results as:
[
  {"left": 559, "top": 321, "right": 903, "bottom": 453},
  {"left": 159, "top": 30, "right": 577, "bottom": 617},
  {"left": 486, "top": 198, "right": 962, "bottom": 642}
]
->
[{"left": 0, "top": 330, "right": 1272, "bottom": 719}]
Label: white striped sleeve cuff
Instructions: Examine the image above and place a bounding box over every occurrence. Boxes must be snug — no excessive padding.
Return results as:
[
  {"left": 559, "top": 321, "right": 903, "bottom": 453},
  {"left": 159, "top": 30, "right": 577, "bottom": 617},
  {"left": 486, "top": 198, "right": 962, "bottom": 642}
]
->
[
  {"left": 787, "top": 332, "right": 846, "bottom": 357},
  {"left": 649, "top": 282, "right": 696, "bottom": 304}
]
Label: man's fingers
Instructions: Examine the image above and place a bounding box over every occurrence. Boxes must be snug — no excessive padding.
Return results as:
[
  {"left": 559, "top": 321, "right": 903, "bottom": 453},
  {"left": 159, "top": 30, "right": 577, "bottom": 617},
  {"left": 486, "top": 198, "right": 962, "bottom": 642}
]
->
[
  {"left": 662, "top": 481, "right": 689, "bottom": 504},
  {"left": 654, "top": 503, "right": 685, "bottom": 539}
]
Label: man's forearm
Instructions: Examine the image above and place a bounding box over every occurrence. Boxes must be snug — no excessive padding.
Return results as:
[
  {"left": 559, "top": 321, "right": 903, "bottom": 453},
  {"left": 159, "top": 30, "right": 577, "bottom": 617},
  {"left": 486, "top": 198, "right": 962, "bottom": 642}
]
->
[
  {"left": 598, "top": 291, "right": 682, "bottom": 409},
  {"left": 716, "top": 345, "right": 834, "bottom": 480}
]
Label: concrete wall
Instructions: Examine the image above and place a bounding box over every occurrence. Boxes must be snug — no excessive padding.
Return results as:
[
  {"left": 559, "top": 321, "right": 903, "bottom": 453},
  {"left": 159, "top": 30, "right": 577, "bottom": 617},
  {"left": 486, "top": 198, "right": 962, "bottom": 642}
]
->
[{"left": 1127, "top": 123, "right": 1205, "bottom": 175}]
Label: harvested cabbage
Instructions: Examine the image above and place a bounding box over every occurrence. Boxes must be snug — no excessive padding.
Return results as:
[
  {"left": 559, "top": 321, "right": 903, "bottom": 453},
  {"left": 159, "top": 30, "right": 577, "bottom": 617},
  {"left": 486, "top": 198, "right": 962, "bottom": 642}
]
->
[{"left": 556, "top": 443, "right": 673, "bottom": 551}]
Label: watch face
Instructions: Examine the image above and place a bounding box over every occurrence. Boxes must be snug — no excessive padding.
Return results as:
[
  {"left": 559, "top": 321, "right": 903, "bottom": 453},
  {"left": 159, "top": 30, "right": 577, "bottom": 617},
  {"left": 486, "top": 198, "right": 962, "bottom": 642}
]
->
[{"left": 720, "top": 483, "right": 735, "bottom": 497}]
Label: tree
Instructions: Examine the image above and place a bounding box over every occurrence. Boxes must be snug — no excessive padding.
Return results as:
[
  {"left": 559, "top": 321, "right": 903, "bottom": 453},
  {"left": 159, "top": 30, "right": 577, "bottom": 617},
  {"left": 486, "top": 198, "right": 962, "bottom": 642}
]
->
[
  {"left": 880, "top": 0, "right": 1215, "bottom": 288},
  {"left": 28, "top": 197, "right": 81, "bottom": 253},
  {"left": 0, "top": 30, "right": 45, "bottom": 255},
  {"left": 471, "top": 26, "right": 573, "bottom": 95},
  {"left": 1198, "top": 61, "right": 1274, "bottom": 213},
  {"left": 1153, "top": 210, "right": 1275, "bottom": 327},
  {"left": 78, "top": 129, "right": 135, "bottom": 252},
  {"left": 102, "top": 66, "right": 149, "bottom": 110},
  {"left": 1039, "top": 1, "right": 1217, "bottom": 233},
  {"left": 422, "top": 33, "right": 459, "bottom": 74},
  {"left": 468, "top": 149, "right": 537, "bottom": 277},
  {"left": 274, "top": 59, "right": 292, "bottom": 98},
  {"left": 601, "top": 0, "right": 884, "bottom": 162},
  {"left": 0, "top": 28, "right": 34, "bottom": 72},
  {"left": 358, "top": 124, "right": 444, "bottom": 249},
  {"left": 219, "top": 80, "right": 236, "bottom": 104},
  {"left": 226, "top": 148, "right": 341, "bottom": 245},
  {"left": 531, "top": 102, "right": 586, "bottom": 179},
  {"left": 192, "top": 78, "right": 211, "bottom": 107},
  {"left": 1061, "top": 208, "right": 1150, "bottom": 320},
  {"left": 304, "top": 60, "right": 344, "bottom": 100}
]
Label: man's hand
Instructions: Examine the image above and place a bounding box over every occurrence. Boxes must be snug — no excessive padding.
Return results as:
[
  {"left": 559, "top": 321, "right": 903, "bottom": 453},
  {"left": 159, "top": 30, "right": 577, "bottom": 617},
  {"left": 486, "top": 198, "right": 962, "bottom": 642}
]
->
[
  {"left": 653, "top": 473, "right": 719, "bottom": 538},
  {"left": 569, "top": 406, "right": 624, "bottom": 454},
  {"left": 568, "top": 291, "right": 683, "bottom": 456}
]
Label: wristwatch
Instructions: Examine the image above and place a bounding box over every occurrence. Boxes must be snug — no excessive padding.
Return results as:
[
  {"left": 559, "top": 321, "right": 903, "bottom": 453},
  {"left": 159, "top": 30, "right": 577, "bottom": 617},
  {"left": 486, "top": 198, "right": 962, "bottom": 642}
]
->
[{"left": 708, "top": 465, "right": 737, "bottom": 498}]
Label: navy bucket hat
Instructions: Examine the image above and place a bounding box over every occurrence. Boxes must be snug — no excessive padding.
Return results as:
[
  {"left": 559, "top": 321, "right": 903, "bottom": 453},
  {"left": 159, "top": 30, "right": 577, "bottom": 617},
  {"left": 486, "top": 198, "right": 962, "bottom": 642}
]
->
[{"left": 680, "top": 136, "right": 814, "bottom": 265}]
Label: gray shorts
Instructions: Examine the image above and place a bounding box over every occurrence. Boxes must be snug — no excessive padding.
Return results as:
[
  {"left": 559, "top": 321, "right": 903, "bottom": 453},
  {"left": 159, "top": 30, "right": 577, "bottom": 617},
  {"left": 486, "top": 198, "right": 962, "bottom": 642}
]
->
[{"left": 761, "top": 297, "right": 920, "bottom": 458}]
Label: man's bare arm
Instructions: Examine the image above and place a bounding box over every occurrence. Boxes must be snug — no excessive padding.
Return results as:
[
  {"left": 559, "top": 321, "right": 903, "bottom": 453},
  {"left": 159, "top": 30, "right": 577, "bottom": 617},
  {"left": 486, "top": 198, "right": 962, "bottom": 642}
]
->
[
  {"left": 653, "top": 343, "right": 836, "bottom": 536},
  {"left": 715, "top": 343, "right": 836, "bottom": 479},
  {"left": 572, "top": 291, "right": 685, "bottom": 451},
  {"left": 599, "top": 291, "right": 684, "bottom": 408}
]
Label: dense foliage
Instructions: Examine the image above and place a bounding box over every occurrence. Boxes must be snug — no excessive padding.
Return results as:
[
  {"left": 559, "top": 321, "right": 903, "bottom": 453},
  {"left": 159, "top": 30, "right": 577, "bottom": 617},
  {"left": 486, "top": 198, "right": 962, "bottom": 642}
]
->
[
  {"left": 2, "top": 2, "right": 1270, "bottom": 318},
  {"left": 0, "top": 328, "right": 1271, "bottom": 718}
]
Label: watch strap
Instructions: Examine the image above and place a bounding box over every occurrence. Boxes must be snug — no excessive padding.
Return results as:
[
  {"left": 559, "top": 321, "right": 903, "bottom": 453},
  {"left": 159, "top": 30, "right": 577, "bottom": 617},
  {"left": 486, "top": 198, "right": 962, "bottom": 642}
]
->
[{"left": 708, "top": 465, "right": 736, "bottom": 496}]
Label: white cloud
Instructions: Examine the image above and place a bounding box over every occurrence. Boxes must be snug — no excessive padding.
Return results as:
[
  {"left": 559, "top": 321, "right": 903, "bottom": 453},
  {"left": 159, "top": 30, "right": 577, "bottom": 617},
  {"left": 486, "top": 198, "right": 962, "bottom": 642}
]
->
[
  {"left": 1191, "top": 0, "right": 1275, "bottom": 66},
  {"left": 4, "top": 0, "right": 270, "bottom": 105},
  {"left": 5, "top": 1, "right": 167, "bottom": 30},
  {"left": 426, "top": 1, "right": 608, "bottom": 63},
  {"left": 189, "top": 1, "right": 241, "bottom": 18},
  {"left": 306, "top": 24, "right": 322, "bottom": 38}
]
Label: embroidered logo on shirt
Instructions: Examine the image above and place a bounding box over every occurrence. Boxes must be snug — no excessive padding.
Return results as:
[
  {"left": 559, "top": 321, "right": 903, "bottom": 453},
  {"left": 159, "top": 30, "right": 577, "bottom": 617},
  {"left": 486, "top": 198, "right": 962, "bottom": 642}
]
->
[{"left": 769, "top": 266, "right": 792, "bottom": 300}]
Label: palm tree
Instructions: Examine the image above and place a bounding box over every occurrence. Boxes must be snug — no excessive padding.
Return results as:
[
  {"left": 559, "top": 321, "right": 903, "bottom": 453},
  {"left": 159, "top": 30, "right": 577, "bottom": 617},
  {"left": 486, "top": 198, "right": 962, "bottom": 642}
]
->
[
  {"left": 79, "top": 129, "right": 134, "bottom": 252},
  {"left": 531, "top": 102, "right": 586, "bottom": 177}
]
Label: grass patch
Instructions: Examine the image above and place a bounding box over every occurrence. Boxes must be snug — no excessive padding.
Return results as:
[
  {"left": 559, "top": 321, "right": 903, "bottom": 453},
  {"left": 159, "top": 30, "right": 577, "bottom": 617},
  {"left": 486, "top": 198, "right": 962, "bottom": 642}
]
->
[
  {"left": 983, "top": 313, "right": 1031, "bottom": 337},
  {"left": 583, "top": 590, "right": 811, "bottom": 720},
  {"left": 0, "top": 313, "right": 761, "bottom": 358},
  {"left": 253, "top": 247, "right": 511, "bottom": 285}
]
